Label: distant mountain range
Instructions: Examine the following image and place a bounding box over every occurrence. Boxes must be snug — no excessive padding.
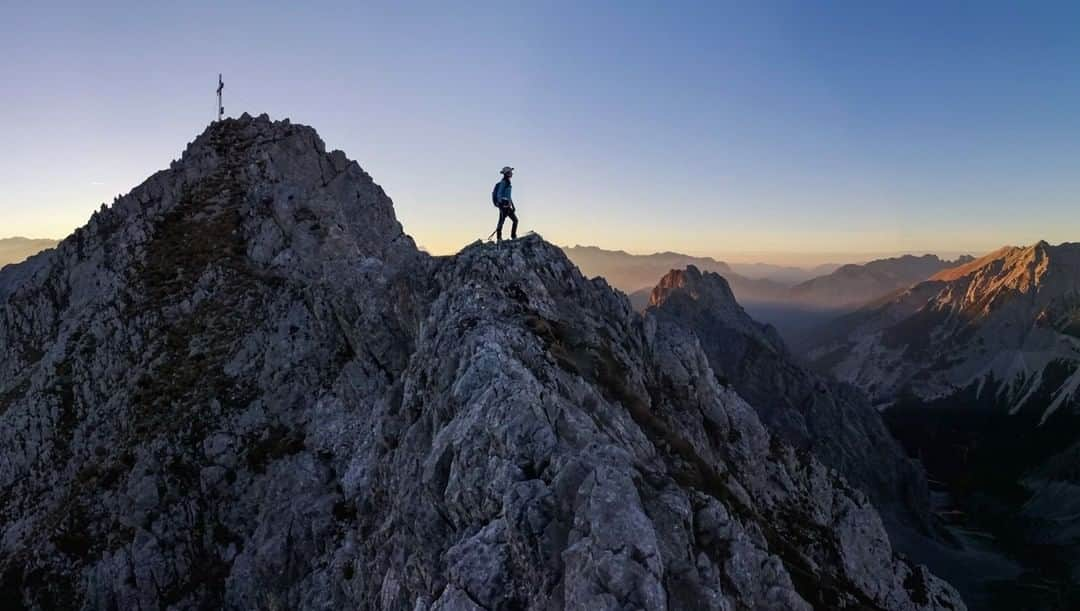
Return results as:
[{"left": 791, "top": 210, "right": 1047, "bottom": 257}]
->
[
  {"left": 807, "top": 241, "right": 1080, "bottom": 413},
  {"left": 563, "top": 245, "right": 976, "bottom": 343},
  {"left": 561, "top": 245, "right": 839, "bottom": 290},
  {"left": 789, "top": 253, "right": 974, "bottom": 310},
  {"left": 561, "top": 245, "right": 791, "bottom": 310},
  {"left": 0, "top": 237, "right": 58, "bottom": 267},
  {"left": 727, "top": 260, "right": 841, "bottom": 284},
  {"left": 804, "top": 241, "right": 1080, "bottom": 607}
]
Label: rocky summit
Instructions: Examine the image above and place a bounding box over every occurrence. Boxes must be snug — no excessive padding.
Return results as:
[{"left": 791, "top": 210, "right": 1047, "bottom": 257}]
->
[{"left": 0, "top": 114, "right": 964, "bottom": 610}]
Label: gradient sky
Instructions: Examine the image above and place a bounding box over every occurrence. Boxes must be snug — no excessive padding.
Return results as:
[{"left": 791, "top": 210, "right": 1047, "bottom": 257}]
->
[{"left": 2, "top": 1, "right": 1078, "bottom": 264}]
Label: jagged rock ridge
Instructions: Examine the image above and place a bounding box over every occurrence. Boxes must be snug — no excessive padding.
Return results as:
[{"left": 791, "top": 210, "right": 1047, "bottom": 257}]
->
[
  {"left": 645, "top": 266, "right": 934, "bottom": 533},
  {"left": 0, "top": 114, "right": 963, "bottom": 610}
]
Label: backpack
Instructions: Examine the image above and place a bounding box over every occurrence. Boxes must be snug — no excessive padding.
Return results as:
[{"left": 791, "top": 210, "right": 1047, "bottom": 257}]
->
[{"left": 492, "top": 180, "right": 502, "bottom": 208}]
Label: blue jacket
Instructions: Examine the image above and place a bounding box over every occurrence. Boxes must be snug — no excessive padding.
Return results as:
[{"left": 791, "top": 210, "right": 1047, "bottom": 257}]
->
[{"left": 494, "top": 178, "right": 512, "bottom": 205}]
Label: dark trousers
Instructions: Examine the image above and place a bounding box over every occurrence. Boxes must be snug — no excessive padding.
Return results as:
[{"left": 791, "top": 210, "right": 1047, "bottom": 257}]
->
[{"left": 497, "top": 204, "right": 518, "bottom": 240}]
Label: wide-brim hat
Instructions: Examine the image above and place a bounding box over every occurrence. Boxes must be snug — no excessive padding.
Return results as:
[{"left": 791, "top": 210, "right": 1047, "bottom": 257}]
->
[{"left": 500, "top": 166, "right": 514, "bottom": 175}]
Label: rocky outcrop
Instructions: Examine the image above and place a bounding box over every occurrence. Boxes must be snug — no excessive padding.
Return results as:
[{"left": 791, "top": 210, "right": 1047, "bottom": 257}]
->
[
  {"left": 646, "top": 266, "right": 935, "bottom": 534},
  {"left": 0, "top": 114, "right": 963, "bottom": 610}
]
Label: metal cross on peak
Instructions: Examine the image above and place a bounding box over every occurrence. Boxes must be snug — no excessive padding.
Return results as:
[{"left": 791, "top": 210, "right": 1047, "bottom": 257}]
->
[{"left": 217, "top": 74, "right": 224, "bottom": 121}]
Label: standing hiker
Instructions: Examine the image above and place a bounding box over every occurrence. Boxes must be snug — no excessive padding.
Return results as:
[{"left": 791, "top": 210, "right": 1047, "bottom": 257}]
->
[{"left": 492, "top": 166, "right": 518, "bottom": 242}]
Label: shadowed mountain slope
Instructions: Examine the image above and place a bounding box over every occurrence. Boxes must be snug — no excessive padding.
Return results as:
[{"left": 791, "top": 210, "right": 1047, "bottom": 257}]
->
[
  {"left": 645, "top": 266, "right": 934, "bottom": 535},
  {"left": 806, "top": 241, "right": 1080, "bottom": 608}
]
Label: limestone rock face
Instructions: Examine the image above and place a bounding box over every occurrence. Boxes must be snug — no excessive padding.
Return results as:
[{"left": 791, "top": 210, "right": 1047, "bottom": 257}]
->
[{"left": 0, "top": 115, "right": 963, "bottom": 610}]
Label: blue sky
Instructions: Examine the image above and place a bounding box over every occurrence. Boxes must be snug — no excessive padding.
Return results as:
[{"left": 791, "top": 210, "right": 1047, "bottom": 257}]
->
[{"left": 2, "top": 1, "right": 1078, "bottom": 264}]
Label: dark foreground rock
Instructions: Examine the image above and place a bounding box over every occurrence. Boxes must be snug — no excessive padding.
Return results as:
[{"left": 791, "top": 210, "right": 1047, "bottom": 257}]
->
[{"left": 0, "top": 114, "right": 963, "bottom": 610}]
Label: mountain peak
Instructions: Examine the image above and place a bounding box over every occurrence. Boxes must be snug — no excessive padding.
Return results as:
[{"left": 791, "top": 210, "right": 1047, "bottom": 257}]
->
[
  {"left": 648, "top": 266, "right": 786, "bottom": 356},
  {"left": 928, "top": 241, "right": 1080, "bottom": 297},
  {"left": 76, "top": 113, "right": 418, "bottom": 289},
  {"left": 649, "top": 265, "right": 734, "bottom": 308},
  {"left": 0, "top": 119, "right": 963, "bottom": 610},
  {"left": 172, "top": 113, "right": 330, "bottom": 179}
]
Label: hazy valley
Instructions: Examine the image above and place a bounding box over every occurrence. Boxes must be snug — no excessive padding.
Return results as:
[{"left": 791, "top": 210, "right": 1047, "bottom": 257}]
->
[
  {"left": 0, "top": 237, "right": 59, "bottom": 268},
  {"left": 563, "top": 245, "right": 974, "bottom": 345}
]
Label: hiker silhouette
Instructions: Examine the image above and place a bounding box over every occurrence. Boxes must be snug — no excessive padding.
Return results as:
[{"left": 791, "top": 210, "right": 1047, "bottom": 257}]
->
[{"left": 491, "top": 166, "right": 518, "bottom": 242}]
